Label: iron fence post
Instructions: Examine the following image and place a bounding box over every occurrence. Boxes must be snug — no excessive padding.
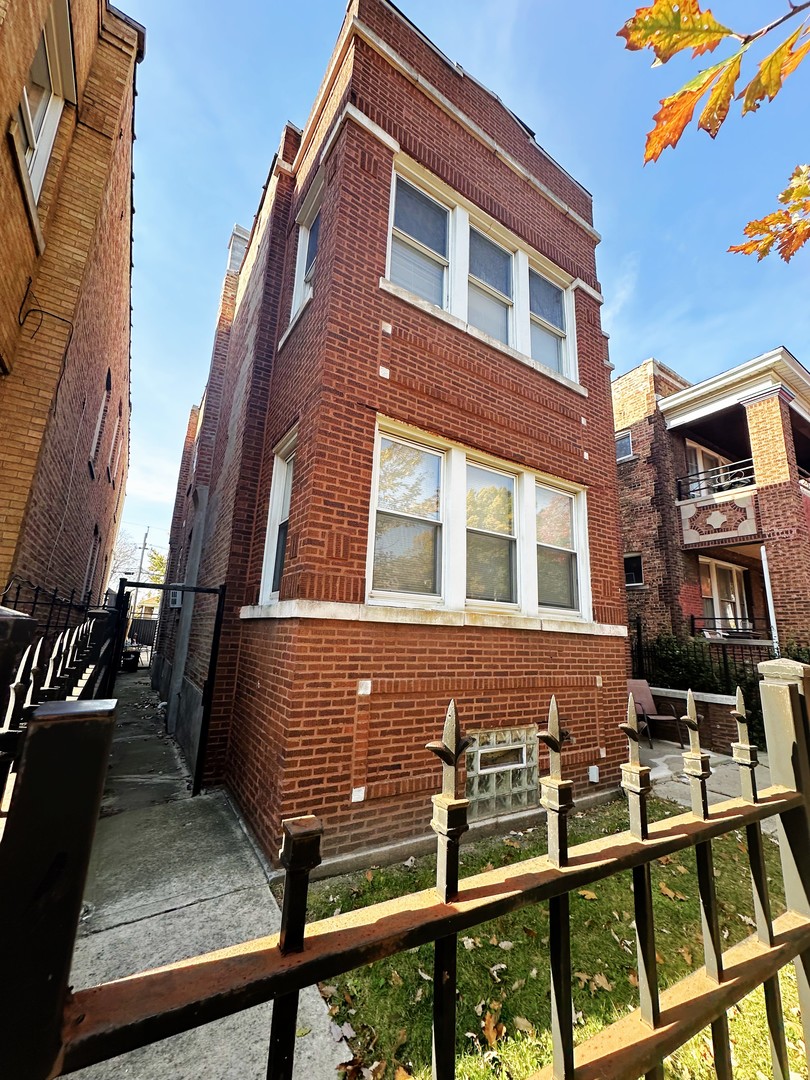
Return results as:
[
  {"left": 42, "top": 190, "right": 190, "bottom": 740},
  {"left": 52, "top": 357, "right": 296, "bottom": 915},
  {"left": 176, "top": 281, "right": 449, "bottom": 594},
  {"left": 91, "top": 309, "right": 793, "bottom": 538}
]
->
[
  {"left": 426, "top": 700, "right": 470, "bottom": 1080},
  {"left": 266, "top": 815, "right": 322, "bottom": 1080},
  {"left": 758, "top": 658, "right": 810, "bottom": 1071},
  {"left": 192, "top": 583, "right": 227, "bottom": 796},
  {"left": 0, "top": 698, "right": 117, "bottom": 1079},
  {"left": 539, "top": 696, "right": 575, "bottom": 1079}
]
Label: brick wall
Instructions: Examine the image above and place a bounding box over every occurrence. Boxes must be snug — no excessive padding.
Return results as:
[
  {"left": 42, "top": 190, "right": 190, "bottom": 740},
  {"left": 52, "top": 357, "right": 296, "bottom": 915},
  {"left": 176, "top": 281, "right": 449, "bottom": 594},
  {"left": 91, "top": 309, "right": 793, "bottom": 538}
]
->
[
  {"left": 0, "top": 0, "right": 141, "bottom": 602},
  {"left": 171, "top": 0, "right": 628, "bottom": 860}
]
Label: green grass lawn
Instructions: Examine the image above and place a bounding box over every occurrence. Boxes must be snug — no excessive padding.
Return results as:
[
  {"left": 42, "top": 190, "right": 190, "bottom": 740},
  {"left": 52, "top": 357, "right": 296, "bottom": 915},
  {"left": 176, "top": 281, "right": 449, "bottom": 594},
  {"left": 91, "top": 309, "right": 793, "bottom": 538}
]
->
[{"left": 287, "top": 797, "right": 805, "bottom": 1079}]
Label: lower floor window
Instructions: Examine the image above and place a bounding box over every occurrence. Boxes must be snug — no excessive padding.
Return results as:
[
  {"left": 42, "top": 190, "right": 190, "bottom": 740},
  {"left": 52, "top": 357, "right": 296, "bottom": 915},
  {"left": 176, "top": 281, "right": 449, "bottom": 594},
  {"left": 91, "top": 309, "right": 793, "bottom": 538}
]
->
[
  {"left": 699, "top": 557, "right": 749, "bottom": 630},
  {"left": 369, "top": 425, "right": 589, "bottom": 617},
  {"left": 466, "top": 726, "right": 538, "bottom": 821}
]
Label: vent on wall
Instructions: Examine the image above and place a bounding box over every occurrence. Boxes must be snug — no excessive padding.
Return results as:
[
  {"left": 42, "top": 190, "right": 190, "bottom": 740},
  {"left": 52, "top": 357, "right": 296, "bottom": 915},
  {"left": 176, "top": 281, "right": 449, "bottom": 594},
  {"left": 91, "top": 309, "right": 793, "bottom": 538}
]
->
[{"left": 168, "top": 589, "right": 183, "bottom": 609}]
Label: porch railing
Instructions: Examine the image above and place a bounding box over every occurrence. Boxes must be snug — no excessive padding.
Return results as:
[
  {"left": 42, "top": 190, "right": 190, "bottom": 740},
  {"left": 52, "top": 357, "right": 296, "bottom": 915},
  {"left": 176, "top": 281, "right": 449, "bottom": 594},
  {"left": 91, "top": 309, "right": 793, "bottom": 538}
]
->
[
  {"left": 3, "top": 660, "right": 810, "bottom": 1078},
  {"left": 690, "top": 614, "right": 773, "bottom": 640},
  {"left": 1, "top": 577, "right": 95, "bottom": 642},
  {"left": 676, "top": 457, "right": 755, "bottom": 501}
]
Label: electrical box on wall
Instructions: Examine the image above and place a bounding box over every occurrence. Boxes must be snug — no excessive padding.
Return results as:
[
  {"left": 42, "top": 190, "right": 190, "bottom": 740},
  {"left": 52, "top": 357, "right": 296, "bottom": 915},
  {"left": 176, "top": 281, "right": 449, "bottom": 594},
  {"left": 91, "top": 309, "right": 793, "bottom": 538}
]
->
[{"left": 168, "top": 588, "right": 183, "bottom": 609}]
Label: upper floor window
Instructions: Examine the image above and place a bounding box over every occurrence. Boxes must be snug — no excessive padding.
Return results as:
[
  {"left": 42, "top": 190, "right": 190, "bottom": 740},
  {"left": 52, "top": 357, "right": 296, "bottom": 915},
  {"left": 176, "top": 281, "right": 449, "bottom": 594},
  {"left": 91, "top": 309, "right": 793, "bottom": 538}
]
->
[
  {"left": 615, "top": 431, "right": 633, "bottom": 461},
  {"left": 12, "top": 1, "right": 76, "bottom": 203},
  {"left": 624, "top": 553, "right": 643, "bottom": 587},
  {"left": 390, "top": 178, "right": 448, "bottom": 308},
  {"left": 386, "top": 171, "right": 577, "bottom": 382},
  {"left": 259, "top": 430, "right": 298, "bottom": 602},
  {"left": 369, "top": 426, "right": 590, "bottom": 619},
  {"left": 290, "top": 174, "right": 323, "bottom": 318}
]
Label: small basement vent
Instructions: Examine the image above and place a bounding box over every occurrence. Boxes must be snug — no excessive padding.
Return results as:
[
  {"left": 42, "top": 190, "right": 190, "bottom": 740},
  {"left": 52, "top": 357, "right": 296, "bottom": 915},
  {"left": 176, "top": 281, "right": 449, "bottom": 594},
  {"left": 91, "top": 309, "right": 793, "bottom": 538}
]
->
[
  {"left": 466, "top": 725, "right": 538, "bottom": 821},
  {"left": 168, "top": 588, "right": 183, "bottom": 609}
]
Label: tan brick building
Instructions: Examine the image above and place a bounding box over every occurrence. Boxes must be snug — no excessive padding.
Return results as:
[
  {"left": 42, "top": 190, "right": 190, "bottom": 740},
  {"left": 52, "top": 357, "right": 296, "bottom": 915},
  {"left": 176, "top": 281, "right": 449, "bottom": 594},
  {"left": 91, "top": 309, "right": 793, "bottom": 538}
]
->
[
  {"left": 156, "top": 0, "right": 628, "bottom": 860},
  {"left": 613, "top": 350, "right": 810, "bottom": 648},
  {"left": 0, "top": 0, "right": 143, "bottom": 612}
]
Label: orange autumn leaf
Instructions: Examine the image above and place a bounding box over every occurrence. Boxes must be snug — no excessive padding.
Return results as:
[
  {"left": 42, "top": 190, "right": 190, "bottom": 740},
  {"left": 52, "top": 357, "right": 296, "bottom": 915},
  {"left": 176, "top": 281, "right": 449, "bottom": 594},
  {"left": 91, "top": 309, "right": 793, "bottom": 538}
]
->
[
  {"left": 618, "top": 0, "right": 734, "bottom": 61},
  {"left": 741, "top": 26, "right": 810, "bottom": 113},
  {"left": 698, "top": 51, "right": 744, "bottom": 136},
  {"left": 729, "top": 165, "right": 810, "bottom": 262},
  {"left": 481, "top": 1010, "right": 506, "bottom": 1048},
  {"left": 645, "top": 62, "right": 726, "bottom": 162}
]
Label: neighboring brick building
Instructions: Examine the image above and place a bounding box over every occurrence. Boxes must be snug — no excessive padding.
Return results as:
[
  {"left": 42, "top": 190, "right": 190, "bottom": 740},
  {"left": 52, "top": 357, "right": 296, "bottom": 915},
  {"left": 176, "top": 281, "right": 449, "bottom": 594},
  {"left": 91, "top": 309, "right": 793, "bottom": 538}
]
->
[
  {"left": 155, "top": 0, "right": 628, "bottom": 860},
  {"left": 613, "top": 350, "right": 810, "bottom": 647},
  {"left": 0, "top": 0, "right": 143, "bottom": 610}
]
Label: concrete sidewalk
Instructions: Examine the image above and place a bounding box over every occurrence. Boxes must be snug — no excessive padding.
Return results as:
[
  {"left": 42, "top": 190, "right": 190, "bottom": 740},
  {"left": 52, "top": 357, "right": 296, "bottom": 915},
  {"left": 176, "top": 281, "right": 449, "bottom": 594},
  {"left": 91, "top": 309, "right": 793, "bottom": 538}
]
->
[
  {"left": 640, "top": 738, "right": 776, "bottom": 836},
  {"left": 70, "top": 671, "right": 349, "bottom": 1079}
]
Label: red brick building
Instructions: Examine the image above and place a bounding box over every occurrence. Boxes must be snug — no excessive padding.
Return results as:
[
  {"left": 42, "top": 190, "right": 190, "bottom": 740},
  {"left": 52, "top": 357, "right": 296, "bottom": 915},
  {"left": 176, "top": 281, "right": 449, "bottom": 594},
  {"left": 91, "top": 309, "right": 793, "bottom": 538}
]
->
[
  {"left": 0, "top": 0, "right": 143, "bottom": 611},
  {"left": 156, "top": 0, "right": 627, "bottom": 859},
  {"left": 613, "top": 350, "right": 810, "bottom": 648}
]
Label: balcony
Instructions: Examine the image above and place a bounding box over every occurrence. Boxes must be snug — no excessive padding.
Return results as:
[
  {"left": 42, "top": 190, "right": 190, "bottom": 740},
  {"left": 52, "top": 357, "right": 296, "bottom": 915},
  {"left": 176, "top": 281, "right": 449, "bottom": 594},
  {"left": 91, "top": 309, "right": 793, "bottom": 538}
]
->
[{"left": 677, "top": 457, "right": 759, "bottom": 548}]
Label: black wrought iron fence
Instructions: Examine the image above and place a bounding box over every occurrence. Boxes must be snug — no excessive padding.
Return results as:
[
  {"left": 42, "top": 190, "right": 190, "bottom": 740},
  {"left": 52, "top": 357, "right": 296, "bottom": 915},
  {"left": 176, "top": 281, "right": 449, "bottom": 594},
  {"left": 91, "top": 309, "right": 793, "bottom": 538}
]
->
[
  {"left": 3, "top": 663, "right": 810, "bottom": 1079},
  {"left": 1, "top": 577, "right": 93, "bottom": 641}
]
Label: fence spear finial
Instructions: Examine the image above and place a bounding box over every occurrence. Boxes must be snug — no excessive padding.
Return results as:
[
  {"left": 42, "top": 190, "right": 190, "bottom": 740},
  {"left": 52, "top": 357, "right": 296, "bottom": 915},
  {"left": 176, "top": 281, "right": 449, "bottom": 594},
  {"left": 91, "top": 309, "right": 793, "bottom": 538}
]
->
[
  {"left": 681, "top": 689, "right": 711, "bottom": 819},
  {"left": 426, "top": 699, "right": 472, "bottom": 799},
  {"left": 619, "top": 693, "right": 641, "bottom": 768},
  {"left": 731, "top": 685, "right": 759, "bottom": 803},
  {"left": 620, "top": 693, "right": 652, "bottom": 840}
]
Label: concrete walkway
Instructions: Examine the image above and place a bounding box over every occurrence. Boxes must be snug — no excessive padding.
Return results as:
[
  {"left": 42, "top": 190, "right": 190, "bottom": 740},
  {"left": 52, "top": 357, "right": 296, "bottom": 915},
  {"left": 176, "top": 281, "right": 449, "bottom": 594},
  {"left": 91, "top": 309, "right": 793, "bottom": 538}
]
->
[
  {"left": 640, "top": 738, "right": 776, "bottom": 836},
  {"left": 70, "top": 671, "right": 349, "bottom": 1079}
]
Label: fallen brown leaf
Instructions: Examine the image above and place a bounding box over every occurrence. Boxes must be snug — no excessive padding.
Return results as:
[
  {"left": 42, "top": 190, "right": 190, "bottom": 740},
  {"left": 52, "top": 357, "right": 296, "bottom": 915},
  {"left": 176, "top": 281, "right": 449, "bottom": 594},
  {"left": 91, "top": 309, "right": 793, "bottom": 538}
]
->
[
  {"left": 578, "top": 889, "right": 598, "bottom": 901},
  {"left": 482, "top": 1011, "right": 506, "bottom": 1048}
]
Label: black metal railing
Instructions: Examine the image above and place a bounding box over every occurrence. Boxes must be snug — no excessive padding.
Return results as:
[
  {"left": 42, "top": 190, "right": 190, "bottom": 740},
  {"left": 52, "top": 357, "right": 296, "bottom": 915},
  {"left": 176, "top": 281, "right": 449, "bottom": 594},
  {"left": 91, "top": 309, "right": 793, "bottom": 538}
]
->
[
  {"left": 676, "top": 456, "right": 755, "bottom": 500},
  {"left": 1, "top": 577, "right": 95, "bottom": 641},
  {"left": 689, "top": 613, "right": 772, "bottom": 639},
  {"left": 631, "top": 625, "right": 775, "bottom": 697},
  {"left": 4, "top": 669, "right": 810, "bottom": 1079}
]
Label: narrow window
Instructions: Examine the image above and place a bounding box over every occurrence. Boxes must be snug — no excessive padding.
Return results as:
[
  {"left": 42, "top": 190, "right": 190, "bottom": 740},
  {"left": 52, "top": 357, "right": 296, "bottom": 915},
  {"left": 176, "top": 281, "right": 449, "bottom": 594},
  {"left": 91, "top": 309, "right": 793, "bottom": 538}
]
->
[
  {"left": 89, "top": 369, "right": 112, "bottom": 478},
  {"left": 271, "top": 451, "right": 295, "bottom": 593},
  {"left": 615, "top": 431, "right": 632, "bottom": 461},
  {"left": 390, "top": 178, "right": 449, "bottom": 307},
  {"left": 291, "top": 181, "right": 323, "bottom": 317},
  {"left": 529, "top": 270, "right": 565, "bottom": 372},
  {"left": 466, "top": 726, "right": 539, "bottom": 821},
  {"left": 536, "top": 485, "right": 579, "bottom": 610},
  {"left": 624, "top": 554, "right": 643, "bottom": 586},
  {"left": 466, "top": 464, "right": 516, "bottom": 603},
  {"left": 468, "top": 229, "right": 512, "bottom": 344},
  {"left": 372, "top": 436, "right": 443, "bottom": 595}
]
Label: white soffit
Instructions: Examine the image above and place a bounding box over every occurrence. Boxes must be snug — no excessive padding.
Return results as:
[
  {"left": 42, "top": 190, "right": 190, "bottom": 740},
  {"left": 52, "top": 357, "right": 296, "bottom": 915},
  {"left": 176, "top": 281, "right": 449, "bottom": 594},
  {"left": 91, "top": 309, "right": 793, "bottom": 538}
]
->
[{"left": 659, "top": 347, "right": 810, "bottom": 428}]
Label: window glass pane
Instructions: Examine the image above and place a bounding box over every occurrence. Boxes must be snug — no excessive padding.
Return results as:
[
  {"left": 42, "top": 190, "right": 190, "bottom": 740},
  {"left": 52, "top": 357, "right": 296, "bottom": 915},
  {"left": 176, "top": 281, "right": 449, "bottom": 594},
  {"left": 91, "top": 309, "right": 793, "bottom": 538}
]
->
[
  {"left": 373, "top": 515, "right": 440, "bottom": 594},
  {"left": 271, "top": 521, "right": 289, "bottom": 593},
  {"left": 17, "top": 104, "right": 33, "bottom": 155},
  {"left": 529, "top": 271, "right": 564, "bottom": 330},
  {"left": 538, "top": 546, "right": 577, "bottom": 608},
  {"left": 378, "top": 438, "right": 441, "bottom": 519},
  {"left": 615, "top": 433, "right": 632, "bottom": 460},
  {"left": 716, "top": 566, "right": 735, "bottom": 603},
  {"left": 536, "top": 487, "right": 574, "bottom": 550},
  {"left": 699, "top": 562, "right": 713, "bottom": 598},
  {"left": 394, "top": 179, "right": 447, "bottom": 257},
  {"left": 466, "top": 466, "right": 514, "bottom": 535},
  {"left": 280, "top": 453, "right": 295, "bottom": 520},
  {"left": 469, "top": 230, "right": 512, "bottom": 297},
  {"left": 466, "top": 532, "right": 515, "bottom": 602},
  {"left": 391, "top": 236, "right": 445, "bottom": 307},
  {"left": 530, "top": 321, "right": 562, "bottom": 371},
  {"left": 468, "top": 282, "right": 508, "bottom": 343},
  {"left": 304, "top": 213, "right": 320, "bottom": 278},
  {"left": 624, "top": 555, "right": 643, "bottom": 585},
  {"left": 27, "top": 36, "right": 52, "bottom": 139}
]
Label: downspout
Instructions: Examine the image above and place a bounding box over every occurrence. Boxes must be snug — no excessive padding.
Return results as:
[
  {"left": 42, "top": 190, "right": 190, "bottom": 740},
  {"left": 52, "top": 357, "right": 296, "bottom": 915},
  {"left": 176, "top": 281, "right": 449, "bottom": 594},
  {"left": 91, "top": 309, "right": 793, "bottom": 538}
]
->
[{"left": 761, "top": 544, "right": 780, "bottom": 657}]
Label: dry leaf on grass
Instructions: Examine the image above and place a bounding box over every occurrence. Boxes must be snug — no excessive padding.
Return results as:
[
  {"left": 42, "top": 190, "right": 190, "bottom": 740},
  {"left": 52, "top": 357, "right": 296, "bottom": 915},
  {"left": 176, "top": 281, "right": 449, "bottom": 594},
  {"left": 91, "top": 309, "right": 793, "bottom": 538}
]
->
[
  {"left": 417, "top": 968, "right": 432, "bottom": 981},
  {"left": 489, "top": 963, "right": 508, "bottom": 983},
  {"left": 481, "top": 1011, "right": 506, "bottom": 1048},
  {"left": 659, "top": 881, "right": 687, "bottom": 901},
  {"left": 394, "top": 1028, "right": 408, "bottom": 1052},
  {"left": 499, "top": 940, "right": 514, "bottom": 951},
  {"left": 365, "top": 870, "right": 374, "bottom": 883},
  {"left": 573, "top": 971, "right": 590, "bottom": 989},
  {"left": 678, "top": 947, "right": 693, "bottom": 966},
  {"left": 628, "top": 970, "right": 639, "bottom": 987},
  {"left": 592, "top": 972, "right": 613, "bottom": 993},
  {"left": 513, "top": 1016, "right": 535, "bottom": 1035},
  {"left": 394, "top": 1068, "right": 412, "bottom": 1080},
  {"left": 390, "top": 970, "right": 403, "bottom": 987},
  {"left": 578, "top": 889, "right": 598, "bottom": 901}
]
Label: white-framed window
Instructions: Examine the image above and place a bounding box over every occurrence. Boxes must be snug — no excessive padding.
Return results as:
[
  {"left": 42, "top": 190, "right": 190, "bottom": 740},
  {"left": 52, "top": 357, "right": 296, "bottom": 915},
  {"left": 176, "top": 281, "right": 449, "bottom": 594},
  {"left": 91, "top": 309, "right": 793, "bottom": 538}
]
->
[
  {"left": 290, "top": 173, "right": 324, "bottom": 317},
  {"left": 385, "top": 169, "right": 577, "bottom": 381},
  {"left": 368, "top": 423, "right": 590, "bottom": 618},
  {"left": 466, "top": 725, "right": 539, "bottom": 821},
  {"left": 259, "top": 429, "right": 298, "bottom": 602},
  {"left": 699, "top": 557, "right": 749, "bottom": 631},
  {"left": 13, "top": 1, "right": 76, "bottom": 202},
  {"left": 88, "top": 368, "right": 112, "bottom": 479},
  {"left": 685, "top": 441, "right": 729, "bottom": 498},
  {"left": 615, "top": 431, "right": 632, "bottom": 461},
  {"left": 624, "top": 553, "right": 643, "bottom": 587}
]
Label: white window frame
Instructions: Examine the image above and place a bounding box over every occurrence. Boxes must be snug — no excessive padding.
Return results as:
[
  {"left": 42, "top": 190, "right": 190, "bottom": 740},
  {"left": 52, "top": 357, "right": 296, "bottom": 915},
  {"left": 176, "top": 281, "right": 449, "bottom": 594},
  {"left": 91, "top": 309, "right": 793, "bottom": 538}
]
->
[
  {"left": 699, "top": 556, "right": 750, "bottom": 631},
  {"left": 384, "top": 165, "right": 578, "bottom": 383},
  {"left": 290, "top": 171, "right": 324, "bottom": 319},
  {"left": 14, "top": 1, "right": 76, "bottom": 203},
  {"left": 366, "top": 420, "right": 591, "bottom": 620},
  {"left": 615, "top": 431, "right": 633, "bottom": 461},
  {"left": 259, "top": 428, "right": 298, "bottom": 604},
  {"left": 684, "top": 440, "right": 731, "bottom": 498}
]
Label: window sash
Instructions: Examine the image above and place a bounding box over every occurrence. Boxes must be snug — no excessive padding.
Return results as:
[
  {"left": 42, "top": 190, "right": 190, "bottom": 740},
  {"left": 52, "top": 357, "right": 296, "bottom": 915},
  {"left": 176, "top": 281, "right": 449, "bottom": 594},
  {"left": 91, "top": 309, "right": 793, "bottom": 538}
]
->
[{"left": 390, "top": 234, "right": 446, "bottom": 307}]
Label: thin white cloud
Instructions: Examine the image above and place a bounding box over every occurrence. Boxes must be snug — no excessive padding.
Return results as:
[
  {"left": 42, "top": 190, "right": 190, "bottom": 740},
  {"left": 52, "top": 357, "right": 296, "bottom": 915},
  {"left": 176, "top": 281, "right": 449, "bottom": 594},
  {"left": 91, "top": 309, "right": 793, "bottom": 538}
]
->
[{"left": 602, "top": 252, "right": 640, "bottom": 332}]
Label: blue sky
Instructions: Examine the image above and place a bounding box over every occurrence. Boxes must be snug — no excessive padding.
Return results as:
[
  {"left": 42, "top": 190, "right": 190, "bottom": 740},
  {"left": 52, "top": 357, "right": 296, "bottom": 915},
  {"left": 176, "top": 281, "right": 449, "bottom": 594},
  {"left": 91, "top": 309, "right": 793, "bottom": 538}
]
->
[{"left": 119, "top": 0, "right": 810, "bottom": 553}]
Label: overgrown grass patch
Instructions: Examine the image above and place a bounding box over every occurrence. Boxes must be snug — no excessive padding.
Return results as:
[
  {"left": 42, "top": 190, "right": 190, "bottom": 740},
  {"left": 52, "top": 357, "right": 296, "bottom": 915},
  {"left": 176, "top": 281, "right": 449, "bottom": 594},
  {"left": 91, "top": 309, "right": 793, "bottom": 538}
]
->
[{"left": 284, "top": 797, "right": 802, "bottom": 1078}]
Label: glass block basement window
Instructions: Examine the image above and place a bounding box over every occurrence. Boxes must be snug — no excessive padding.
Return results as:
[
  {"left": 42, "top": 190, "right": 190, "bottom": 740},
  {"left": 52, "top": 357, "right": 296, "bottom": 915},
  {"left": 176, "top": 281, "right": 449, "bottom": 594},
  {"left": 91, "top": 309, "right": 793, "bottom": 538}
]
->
[{"left": 466, "top": 725, "right": 538, "bottom": 821}]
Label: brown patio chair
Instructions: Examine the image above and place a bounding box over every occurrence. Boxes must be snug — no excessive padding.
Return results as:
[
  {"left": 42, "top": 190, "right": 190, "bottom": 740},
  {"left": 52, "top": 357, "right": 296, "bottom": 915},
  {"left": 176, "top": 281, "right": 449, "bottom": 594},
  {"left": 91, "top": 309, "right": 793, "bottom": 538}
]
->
[{"left": 627, "top": 679, "right": 686, "bottom": 749}]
